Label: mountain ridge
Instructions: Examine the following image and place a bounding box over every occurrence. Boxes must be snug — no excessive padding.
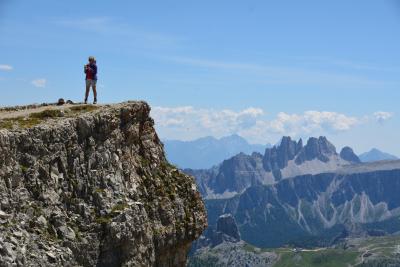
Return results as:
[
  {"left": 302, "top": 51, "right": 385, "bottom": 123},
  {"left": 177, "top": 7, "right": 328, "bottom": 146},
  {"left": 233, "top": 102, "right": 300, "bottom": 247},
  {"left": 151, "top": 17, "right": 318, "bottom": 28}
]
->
[
  {"left": 205, "top": 163, "right": 400, "bottom": 247},
  {"left": 163, "top": 134, "right": 269, "bottom": 169},
  {"left": 359, "top": 148, "right": 398, "bottom": 162},
  {"left": 186, "top": 136, "right": 361, "bottom": 199}
]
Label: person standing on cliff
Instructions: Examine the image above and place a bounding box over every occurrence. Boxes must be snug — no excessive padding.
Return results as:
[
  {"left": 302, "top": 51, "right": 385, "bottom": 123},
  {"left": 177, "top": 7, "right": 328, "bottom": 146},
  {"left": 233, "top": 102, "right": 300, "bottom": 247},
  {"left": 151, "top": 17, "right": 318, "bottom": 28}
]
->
[{"left": 84, "top": 56, "right": 98, "bottom": 104}]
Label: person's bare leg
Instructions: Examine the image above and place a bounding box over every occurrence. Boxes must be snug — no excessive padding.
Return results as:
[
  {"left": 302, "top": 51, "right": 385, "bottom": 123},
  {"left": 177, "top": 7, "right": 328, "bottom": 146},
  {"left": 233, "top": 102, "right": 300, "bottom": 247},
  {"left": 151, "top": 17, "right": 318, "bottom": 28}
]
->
[
  {"left": 93, "top": 85, "right": 97, "bottom": 104},
  {"left": 85, "top": 84, "right": 90, "bottom": 104}
]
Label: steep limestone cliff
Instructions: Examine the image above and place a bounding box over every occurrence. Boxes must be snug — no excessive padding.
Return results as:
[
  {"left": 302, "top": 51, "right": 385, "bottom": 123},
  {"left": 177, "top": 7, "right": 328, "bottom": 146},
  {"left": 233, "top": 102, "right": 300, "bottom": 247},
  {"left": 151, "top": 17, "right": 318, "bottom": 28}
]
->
[{"left": 0, "top": 101, "right": 207, "bottom": 266}]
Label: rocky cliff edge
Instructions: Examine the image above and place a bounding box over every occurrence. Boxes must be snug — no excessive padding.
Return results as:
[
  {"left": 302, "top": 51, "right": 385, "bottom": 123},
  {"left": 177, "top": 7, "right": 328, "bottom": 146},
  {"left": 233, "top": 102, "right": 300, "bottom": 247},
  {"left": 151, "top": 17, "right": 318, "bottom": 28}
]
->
[{"left": 0, "top": 101, "right": 207, "bottom": 266}]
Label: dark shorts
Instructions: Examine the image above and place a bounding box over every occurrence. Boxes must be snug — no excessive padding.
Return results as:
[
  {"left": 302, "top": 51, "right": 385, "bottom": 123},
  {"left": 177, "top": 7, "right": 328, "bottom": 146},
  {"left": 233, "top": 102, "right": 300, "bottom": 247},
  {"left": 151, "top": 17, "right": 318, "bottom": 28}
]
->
[{"left": 86, "top": 79, "right": 97, "bottom": 87}]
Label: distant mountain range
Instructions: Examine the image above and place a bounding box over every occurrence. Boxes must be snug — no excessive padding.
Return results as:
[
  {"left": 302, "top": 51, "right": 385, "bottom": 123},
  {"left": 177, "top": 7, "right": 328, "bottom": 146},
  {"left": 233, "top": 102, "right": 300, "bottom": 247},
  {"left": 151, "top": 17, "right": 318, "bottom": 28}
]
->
[
  {"left": 186, "top": 136, "right": 361, "bottom": 199},
  {"left": 163, "top": 134, "right": 269, "bottom": 169},
  {"left": 205, "top": 162, "right": 400, "bottom": 247},
  {"left": 359, "top": 148, "right": 398, "bottom": 162},
  {"left": 185, "top": 136, "right": 400, "bottom": 249}
]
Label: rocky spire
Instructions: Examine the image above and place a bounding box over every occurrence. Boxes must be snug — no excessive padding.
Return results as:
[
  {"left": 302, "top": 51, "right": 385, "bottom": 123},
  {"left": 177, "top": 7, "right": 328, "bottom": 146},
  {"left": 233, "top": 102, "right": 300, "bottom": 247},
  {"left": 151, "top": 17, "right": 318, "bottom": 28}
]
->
[
  {"left": 217, "top": 214, "right": 241, "bottom": 241},
  {"left": 340, "top": 146, "right": 361, "bottom": 163},
  {"left": 295, "top": 136, "right": 337, "bottom": 164},
  {"left": 263, "top": 136, "right": 298, "bottom": 173}
]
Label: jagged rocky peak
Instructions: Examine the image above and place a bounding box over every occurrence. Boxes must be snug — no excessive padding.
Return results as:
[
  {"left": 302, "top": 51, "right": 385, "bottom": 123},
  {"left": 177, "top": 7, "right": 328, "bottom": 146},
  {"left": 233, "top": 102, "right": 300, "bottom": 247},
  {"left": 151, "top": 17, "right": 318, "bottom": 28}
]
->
[
  {"left": 263, "top": 136, "right": 338, "bottom": 174},
  {"left": 340, "top": 146, "right": 361, "bottom": 163},
  {"left": 217, "top": 214, "right": 241, "bottom": 241},
  {"left": 208, "top": 152, "right": 261, "bottom": 195},
  {"left": 188, "top": 135, "right": 362, "bottom": 200},
  {"left": 0, "top": 101, "right": 207, "bottom": 267},
  {"left": 263, "top": 136, "right": 301, "bottom": 171},
  {"left": 295, "top": 136, "right": 337, "bottom": 164},
  {"left": 263, "top": 136, "right": 337, "bottom": 171}
]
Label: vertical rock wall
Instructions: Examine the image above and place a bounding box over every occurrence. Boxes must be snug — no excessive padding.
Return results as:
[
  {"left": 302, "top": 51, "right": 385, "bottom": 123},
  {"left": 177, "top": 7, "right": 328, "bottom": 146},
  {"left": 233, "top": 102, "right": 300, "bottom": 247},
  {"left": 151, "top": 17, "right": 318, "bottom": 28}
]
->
[{"left": 0, "top": 101, "right": 207, "bottom": 266}]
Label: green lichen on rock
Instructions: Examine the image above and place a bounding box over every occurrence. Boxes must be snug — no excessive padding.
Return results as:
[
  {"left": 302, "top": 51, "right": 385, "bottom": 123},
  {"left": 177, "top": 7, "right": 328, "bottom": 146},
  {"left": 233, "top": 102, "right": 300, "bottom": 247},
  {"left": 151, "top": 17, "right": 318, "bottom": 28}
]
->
[
  {"left": 0, "top": 116, "right": 42, "bottom": 129},
  {"left": 111, "top": 202, "right": 129, "bottom": 213},
  {"left": 29, "top": 109, "right": 63, "bottom": 119},
  {"left": 69, "top": 104, "right": 99, "bottom": 114},
  {"left": 0, "top": 119, "right": 14, "bottom": 129}
]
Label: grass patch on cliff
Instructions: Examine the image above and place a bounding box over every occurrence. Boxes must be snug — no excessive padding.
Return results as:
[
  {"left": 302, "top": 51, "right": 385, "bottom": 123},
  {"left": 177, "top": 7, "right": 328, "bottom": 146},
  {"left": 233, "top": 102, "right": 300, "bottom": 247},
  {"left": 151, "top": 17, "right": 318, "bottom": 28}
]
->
[
  {"left": 111, "top": 203, "right": 129, "bottom": 213},
  {"left": 70, "top": 105, "right": 99, "bottom": 114},
  {"left": 0, "top": 109, "right": 62, "bottom": 129},
  {"left": 45, "top": 225, "right": 59, "bottom": 241},
  {"left": 29, "top": 109, "right": 63, "bottom": 119},
  {"left": 94, "top": 188, "right": 106, "bottom": 195},
  {"left": 20, "top": 163, "right": 30, "bottom": 174},
  {"left": 0, "top": 105, "right": 100, "bottom": 130},
  {"left": 0, "top": 116, "right": 41, "bottom": 129},
  {"left": 139, "top": 156, "right": 151, "bottom": 167},
  {"left": 18, "top": 117, "right": 42, "bottom": 128},
  {"left": 0, "top": 119, "right": 14, "bottom": 129},
  {"left": 95, "top": 215, "right": 112, "bottom": 225},
  {"left": 94, "top": 203, "right": 129, "bottom": 225}
]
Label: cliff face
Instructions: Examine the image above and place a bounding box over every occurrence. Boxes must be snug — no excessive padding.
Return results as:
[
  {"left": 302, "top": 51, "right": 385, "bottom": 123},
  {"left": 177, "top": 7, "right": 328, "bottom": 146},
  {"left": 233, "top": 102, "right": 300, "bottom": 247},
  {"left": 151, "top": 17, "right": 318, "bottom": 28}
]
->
[{"left": 0, "top": 101, "right": 207, "bottom": 266}]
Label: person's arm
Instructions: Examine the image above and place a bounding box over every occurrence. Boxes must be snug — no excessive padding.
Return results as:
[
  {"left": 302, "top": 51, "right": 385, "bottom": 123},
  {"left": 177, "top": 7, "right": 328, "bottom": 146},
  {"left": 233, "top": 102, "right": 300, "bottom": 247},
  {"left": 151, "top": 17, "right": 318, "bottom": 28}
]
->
[{"left": 92, "top": 65, "right": 97, "bottom": 75}]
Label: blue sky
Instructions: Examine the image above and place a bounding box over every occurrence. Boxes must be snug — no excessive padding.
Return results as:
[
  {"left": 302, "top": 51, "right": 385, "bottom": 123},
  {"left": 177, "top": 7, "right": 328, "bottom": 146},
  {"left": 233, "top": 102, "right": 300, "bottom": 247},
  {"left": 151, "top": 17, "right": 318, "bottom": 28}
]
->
[{"left": 0, "top": 0, "right": 399, "bottom": 155}]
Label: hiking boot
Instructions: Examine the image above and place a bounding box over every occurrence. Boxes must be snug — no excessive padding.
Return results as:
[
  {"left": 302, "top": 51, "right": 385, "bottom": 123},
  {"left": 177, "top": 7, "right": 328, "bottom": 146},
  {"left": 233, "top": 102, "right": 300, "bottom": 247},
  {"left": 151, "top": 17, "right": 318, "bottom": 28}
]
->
[
  {"left": 93, "top": 98, "right": 97, "bottom": 105},
  {"left": 84, "top": 98, "right": 88, "bottom": 104}
]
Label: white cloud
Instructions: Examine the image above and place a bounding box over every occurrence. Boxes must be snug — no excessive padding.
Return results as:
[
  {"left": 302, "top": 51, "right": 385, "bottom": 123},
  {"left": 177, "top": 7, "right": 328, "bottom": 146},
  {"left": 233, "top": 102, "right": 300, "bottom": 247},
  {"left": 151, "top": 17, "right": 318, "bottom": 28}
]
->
[
  {"left": 0, "top": 64, "right": 13, "bottom": 71},
  {"left": 374, "top": 111, "right": 393, "bottom": 124},
  {"left": 151, "top": 106, "right": 362, "bottom": 142},
  {"left": 264, "top": 111, "right": 358, "bottom": 135},
  {"left": 151, "top": 106, "right": 264, "bottom": 140},
  {"left": 31, "top": 78, "right": 47, "bottom": 88},
  {"left": 238, "top": 111, "right": 360, "bottom": 143}
]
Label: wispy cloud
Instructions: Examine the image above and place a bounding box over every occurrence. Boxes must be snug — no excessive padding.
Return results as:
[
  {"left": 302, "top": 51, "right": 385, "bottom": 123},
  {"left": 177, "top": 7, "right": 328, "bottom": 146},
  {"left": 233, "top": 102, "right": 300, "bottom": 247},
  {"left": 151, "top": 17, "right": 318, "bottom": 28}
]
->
[
  {"left": 240, "top": 111, "right": 362, "bottom": 143},
  {"left": 374, "top": 111, "right": 394, "bottom": 124},
  {"left": 153, "top": 106, "right": 263, "bottom": 133},
  {"left": 0, "top": 64, "right": 13, "bottom": 71},
  {"left": 267, "top": 111, "right": 359, "bottom": 134},
  {"left": 56, "top": 17, "right": 121, "bottom": 34},
  {"left": 31, "top": 78, "right": 47, "bottom": 88},
  {"left": 55, "top": 17, "right": 181, "bottom": 48},
  {"left": 293, "top": 56, "right": 400, "bottom": 73},
  {"left": 164, "top": 56, "right": 399, "bottom": 89},
  {"left": 329, "top": 59, "right": 397, "bottom": 72}
]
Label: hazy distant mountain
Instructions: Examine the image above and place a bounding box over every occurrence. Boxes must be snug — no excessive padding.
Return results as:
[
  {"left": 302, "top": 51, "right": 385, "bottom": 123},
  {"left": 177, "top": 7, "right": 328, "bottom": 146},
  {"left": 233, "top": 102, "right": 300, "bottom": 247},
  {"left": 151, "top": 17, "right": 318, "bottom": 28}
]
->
[
  {"left": 359, "top": 148, "right": 398, "bottom": 162},
  {"left": 186, "top": 136, "right": 360, "bottom": 199},
  {"left": 163, "top": 134, "right": 269, "bottom": 169}
]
